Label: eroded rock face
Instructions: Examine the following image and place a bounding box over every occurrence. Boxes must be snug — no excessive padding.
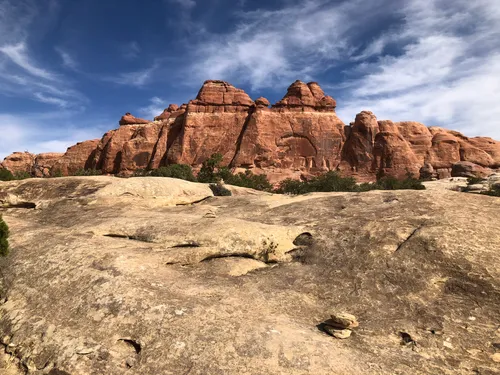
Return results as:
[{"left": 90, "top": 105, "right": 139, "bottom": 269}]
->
[
  {"left": 2, "top": 80, "right": 500, "bottom": 181},
  {"left": 51, "top": 139, "right": 100, "bottom": 175}
]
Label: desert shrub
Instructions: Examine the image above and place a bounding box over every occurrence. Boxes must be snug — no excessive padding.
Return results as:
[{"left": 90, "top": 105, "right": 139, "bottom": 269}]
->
[
  {"left": 197, "top": 153, "right": 225, "bottom": 183},
  {"left": 466, "top": 177, "right": 485, "bottom": 185},
  {"left": 276, "top": 171, "right": 358, "bottom": 195},
  {"left": 74, "top": 168, "right": 102, "bottom": 176},
  {"left": 275, "top": 178, "right": 309, "bottom": 195},
  {"left": 209, "top": 183, "right": 232, "bottom": 196},
  {"left": 0, "top": 169, "right": 14, "bottom": 181},
  {"left": 275, "top": 171, "right": 425, "bottom": 195},
  {"left": 0, "top": 215, "right": 9, "bottom": 257},
  {"left": 50, "top": 169, "right": 63, "bottom": 178},
  {"left": 481, "top": 185, "right": 500, "bottom": 197},
  {"left": 225, "top": 170, "right": 273, "bottom": 191},
  {"left": 309, "top": 171, "right": 358, "bottom": 192},
  {"left": 150, "top": 164, "right": 196, "bottom": 181},
  {"left": 13, "top": 171, "right": 31, "bottom": 180},
  {"left": 372, "top": 175, "right": 426, "bottom": 190}
]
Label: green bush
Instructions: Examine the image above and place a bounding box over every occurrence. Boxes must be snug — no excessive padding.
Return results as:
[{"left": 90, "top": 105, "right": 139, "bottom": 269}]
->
[
  {"left": 150, "top": 164, "right": 195, "bottom": 181},
  {"left": 275, "top": 178, "right": 308, "bottom": 195},
  {"left": 275, "top": 171, "right": 425, "bottom": 195},
  {"left": 225, "top": 170, "right": 273, "bottom": 191},
  {"left": 0, "top": 215, "right": 9, "bottom": 257},
  {"left": 209, "top": 183, "right": 232, "bottom": 196},
  {"left": 372, "top": 175, "right": 426, "bottom": 190},
  {"left": 276, "top": 171, "right": 358, "bottom": 195},
  {"left": 73, "top": 168, "right": 102, "bottom": 176},
  {"left": 50, "top": 169, "right": 63, "bottom": 178},
  {"left": 197, "top": 153, "right": 225, "bottom": 183},
  {"left": 13, "top": 171, "right": 31, "bottom": 180},
  {"left": 0, "top": 169, "right": 14, "bottom": 181}
]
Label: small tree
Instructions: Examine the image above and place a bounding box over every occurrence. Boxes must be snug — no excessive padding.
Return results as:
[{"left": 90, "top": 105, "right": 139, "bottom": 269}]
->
[
  {"left": 197, "top": 153, "right": 225, "bottom": 183},
  {"left": 0, "top": 215, "right": 9, "bottom": 257}
]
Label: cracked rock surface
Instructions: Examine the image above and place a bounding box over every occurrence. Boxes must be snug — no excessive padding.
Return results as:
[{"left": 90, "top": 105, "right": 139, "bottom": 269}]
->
[{"left": 0, "top": 176, "right": 499, "bottom": 374}]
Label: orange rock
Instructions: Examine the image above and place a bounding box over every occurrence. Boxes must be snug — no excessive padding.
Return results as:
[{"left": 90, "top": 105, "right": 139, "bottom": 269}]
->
[
  {"left": 3, "top": 80, "right": 499, "bottom": 181},
  {"left": 1, "top": 152, "right": 36, "bottom": 175},
  {"left": 119, "top": 113, "right": 150, "bottom": 126},
  {"left": 51, "top": 140, "right": 100, "bottom": 176}
]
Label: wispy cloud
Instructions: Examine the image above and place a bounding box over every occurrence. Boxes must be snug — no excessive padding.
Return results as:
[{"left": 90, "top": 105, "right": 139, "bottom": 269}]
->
[
  {"left": 0, "top": 112, "right": 110, "bottom": 159},
  {"left": 0, "top": 42, "right": 56, "bottom": 80},
  {"left": 104, "top": 63, "right": 158, "bottom": 87},
  {"left": 0, "top": 1, "right": 87, "bottom": 109},
  {"left": 139, "top": 97, "right": 166, "bottom": 120},
  {"left": 122, "top": 41, "right": 141, "bottom": 60},
  {"left": 168, "top": 0, "right": 196, "bottom": 9},
  {"left": 55, "top": 47, "right": 78, "bottom": 70},
  {"left": 337, "top": 0, "right": 500, "bottom": 138}
]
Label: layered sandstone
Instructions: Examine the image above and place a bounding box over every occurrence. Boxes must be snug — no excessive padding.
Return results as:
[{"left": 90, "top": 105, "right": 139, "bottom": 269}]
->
[{"left": 2, "top": 80, "right": 500, "bottom": 181}]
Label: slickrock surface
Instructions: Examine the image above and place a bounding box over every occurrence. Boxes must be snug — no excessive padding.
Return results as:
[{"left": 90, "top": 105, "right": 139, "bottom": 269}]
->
[
  {"left": 0, "top": 177, "right": 499, "bottom": 374},
  {"left": 2, "top": 80, "right": 500, "bottom": 182}
]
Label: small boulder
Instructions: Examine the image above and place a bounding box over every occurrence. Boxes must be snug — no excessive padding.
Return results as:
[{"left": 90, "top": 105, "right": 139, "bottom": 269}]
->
[
  {"left": 255, "top": 97, "right": 270, "bottom": 108},
  {"left": 329, "top": 312, "right": 359, "bottom": 329},
  {"left": 324, "top": 326, "right": 352, "bottom": 339},
  {"left": 451, "top": 161, "right": 490, "bottom": 179}
]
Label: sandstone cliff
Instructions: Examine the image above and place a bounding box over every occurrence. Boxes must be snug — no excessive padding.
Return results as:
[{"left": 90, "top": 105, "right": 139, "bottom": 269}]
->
[{"left": 2, "top": 80, "right": 500, "bottom": 181}]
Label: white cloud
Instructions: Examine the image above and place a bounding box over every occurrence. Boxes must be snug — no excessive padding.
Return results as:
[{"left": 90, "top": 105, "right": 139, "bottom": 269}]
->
[
  {"left": 188, "top": 0, "right": 385, "bottom": 90},
  {"left": 55, "top": 47, "right": 78, "bottom": 70},
  {"left": 139, "top": 97, "right": 167, "bottom": 120},
  {"left": 122, "top": 41, "right": 141, "bottom": 60},
  {"left": 0, "top": 42, "right": 56, "bottom": 80},
  {"left": 168, "top": 0, "right": 195, "bottom": 9},
  {"left": 0, "top": 112, "right": 110, "bottom": 160},
  {"left": 337, "top": 0, "right": 500, "bottom": 139},
  {"left": 105, "top": 63, "right": 158, "bottom": 87},
  {"left": 33, "top": 92, "right": 69, "bottom": 108}
]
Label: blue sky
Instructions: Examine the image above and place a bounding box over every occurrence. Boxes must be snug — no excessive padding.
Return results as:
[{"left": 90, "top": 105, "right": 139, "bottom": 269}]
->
[{"left": 1, "top": 0, "right": 500, "bottom": 159}]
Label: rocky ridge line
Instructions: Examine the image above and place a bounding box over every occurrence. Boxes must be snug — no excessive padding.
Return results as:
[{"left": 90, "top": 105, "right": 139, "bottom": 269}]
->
[{"left": 2, "top": 80, "right": 500, "bottom": 182}]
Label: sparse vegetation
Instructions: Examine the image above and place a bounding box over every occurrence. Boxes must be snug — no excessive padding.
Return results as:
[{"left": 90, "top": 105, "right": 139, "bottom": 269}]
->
[
  {"left": 209, "top": 183, "right": 232, "bottom": 196},
  {"left": 276, "top": 171, "right": 425, "bottom": 195},
  {"left": 225, "top": 170, "right": 273, "bottom": 192},
  {"left": 0, "top": 169, "right": 32, "bottom": 181},
  {"left": 0, "top": 169, "right": 14, "bottom": 181},
  {"left": 50, "top": 169, "right": 63, "bottom": 178},
  {"left": 481, "top": 185, "right": 500, "bottom": 197},
  {"left": 0, "top": 215, "right": 9, "bottom": 257},
  {"left": 13, "top": 171, "right": 31, "bottom": 180},
  {"left": 150, "top": 164, "right": 195, "bottom": 181},
  {"left": 74, "top": 168, "right": 103, "bottom": 176}
]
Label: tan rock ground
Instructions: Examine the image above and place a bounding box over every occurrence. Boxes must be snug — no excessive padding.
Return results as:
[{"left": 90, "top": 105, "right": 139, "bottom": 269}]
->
[{"left": 0, "top": 177, "right": 499, "bottom": 375}]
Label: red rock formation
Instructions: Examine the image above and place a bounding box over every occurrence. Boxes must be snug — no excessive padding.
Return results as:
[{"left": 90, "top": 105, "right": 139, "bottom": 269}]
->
[
  {"left": 231, "top": 81, "right": 345, "bottom": 181},
  {"left": 2, "top": 80, "right": 500, "bottom": 181},
  {"left": 51, "top": 140, "right": 100, "bottom": 176},
  {"left": 33, "top": 153, "right": 64, "bottom": 177},
  {"left": 166, "top": 80, "right": 255, "bottom": 166},
  {"left": 119, "top": 113, "right": 150, "bottom": 126},
  {"left": 1, "top": 152, "right": 36, "bottom": 175},
  {"left": 154, "top": 104, "right": 180, "bottom": 121}
]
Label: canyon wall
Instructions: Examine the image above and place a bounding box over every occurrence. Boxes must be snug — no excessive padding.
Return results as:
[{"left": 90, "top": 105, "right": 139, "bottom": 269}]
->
[{"left": 2, "top": 80, "right": 500, "bottom": 182}]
